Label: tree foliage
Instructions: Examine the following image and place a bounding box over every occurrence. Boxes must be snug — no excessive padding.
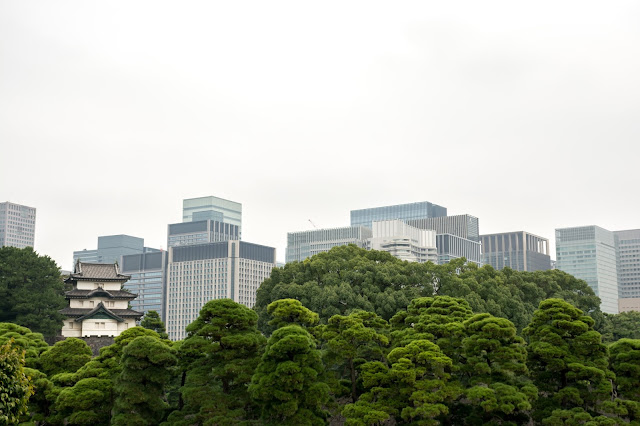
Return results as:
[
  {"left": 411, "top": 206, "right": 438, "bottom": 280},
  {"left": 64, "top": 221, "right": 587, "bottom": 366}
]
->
[
  {"left": 112, "top": 336, "right": 177, "bottom": 426},
  {"left": 167, "top": 299, "right": 266, "bottom": 425},
  {"left": 320, "top": 310, "right": 389, "bottom": 403},
  {"left": 524, "top": 299, "right": 613, "bottom": 422},
  {"left": 250, "top": 325, "right": 330, "bottom": 425},
  {"left": 141, "top": 310, "right": 169, "bottom": 339},
  {"left": 40, "top": 337, "right": 92, "bottom": 377},
  {"left": 0, "top": 340, "right": 34, "bottom": 424},
  {"left": 0, "top": 246, "right": 67, "bottom": 337},
  {"left": 255, "top": 245, "right": 436, "bottom": 332}
]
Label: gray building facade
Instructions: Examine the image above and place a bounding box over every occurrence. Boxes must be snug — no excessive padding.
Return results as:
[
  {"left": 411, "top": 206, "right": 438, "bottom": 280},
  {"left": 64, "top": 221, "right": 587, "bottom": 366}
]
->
[
  {"left": 121, "top": 251, "right": 168, "bottom": 321},
  {"left": 167, "top": 220, "right": 240, "bottom": 248},
  {"left": 556, "top": 226, "right": 619, "bottom": 314},
  {"left": 285, "top": 226, "right": 373, "bottom": 263},
  {"left": 0, "top": 201, "right": 36, "bottom": 249},
  {"left": 350, "top": 201, "right": 447, "bottom": 229},
  {"left": 408, "top": 215, "right": 482, "bottom": 265},
  {"left": 481, "top": 231, "right": 551, "bottom": 271},
  {"left": 615, "top": 229, "right": 640, "bottom": 301},
  {"left": 73, "top": 234, "right": 159, "bottom": 266}
]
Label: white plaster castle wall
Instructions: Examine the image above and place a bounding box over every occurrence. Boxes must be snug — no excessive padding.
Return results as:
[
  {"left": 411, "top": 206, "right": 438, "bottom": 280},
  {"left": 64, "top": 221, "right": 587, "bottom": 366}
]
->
[
  {"left": 76, "top": 281, "right": 122, "bottom": 290},
  {"left": 69, "top": 298, "right": 128, "bottom": 309}
]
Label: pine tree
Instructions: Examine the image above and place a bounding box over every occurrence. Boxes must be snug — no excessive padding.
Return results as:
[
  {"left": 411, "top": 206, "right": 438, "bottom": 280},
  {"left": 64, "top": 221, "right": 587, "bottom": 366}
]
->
[
  {"left": 112, "top": 336, "right": 177, "bottom": 425},
  {"left": 524, "top": 299, "right": 613, "bottom": 422},
  {"left": 0, "top": 340, "right": 34, "bottom": 424},
  {"left": 249, "top": 325, "right": 329, "bottom": 425},
  {"left": 140, "top": 310, "right": 169, "bottom": 339}
]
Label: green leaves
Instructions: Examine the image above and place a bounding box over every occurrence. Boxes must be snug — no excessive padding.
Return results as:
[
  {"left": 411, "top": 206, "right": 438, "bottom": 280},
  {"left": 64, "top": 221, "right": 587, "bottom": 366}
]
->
[
  {"left": 250, "top": 325, "right": 329, "bottom": 425},
  {"left": 0, "top": 340, "right": 34, "bottom": 424},
  {"left": 0, "top": 246, "right": 66, "bottom": 337}
]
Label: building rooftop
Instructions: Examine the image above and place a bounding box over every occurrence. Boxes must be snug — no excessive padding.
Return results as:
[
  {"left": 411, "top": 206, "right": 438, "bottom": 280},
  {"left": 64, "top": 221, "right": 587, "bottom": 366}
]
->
[{"left": 67, "top": 261, "right": 131, "bottom": 281}]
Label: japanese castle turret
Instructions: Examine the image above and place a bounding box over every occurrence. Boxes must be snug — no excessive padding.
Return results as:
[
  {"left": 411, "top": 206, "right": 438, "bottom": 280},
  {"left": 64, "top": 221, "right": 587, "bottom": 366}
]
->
[{"left": 59, "top": 261, "right": 144, "bottom": 337}]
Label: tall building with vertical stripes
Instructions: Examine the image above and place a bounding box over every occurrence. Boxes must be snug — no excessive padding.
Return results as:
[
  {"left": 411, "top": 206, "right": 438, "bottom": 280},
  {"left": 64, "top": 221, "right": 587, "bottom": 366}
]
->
[
  {"left": 286, "top": 226, "right": 372, "bottom": 263},
  {"left": 480, "top": 231, "right": 551, "bottom": 271},
  {"left": 407, "top": 215, "right": 482, "bottom": 265},
  {"left": 165, "top": 240, "right": 276, "bottom": 340},
  {"left": 556, "top": 225, "right": 618, "bottom": 314},
  {"left": 351, "top": 201, "right": 446, "bottom": 229}
]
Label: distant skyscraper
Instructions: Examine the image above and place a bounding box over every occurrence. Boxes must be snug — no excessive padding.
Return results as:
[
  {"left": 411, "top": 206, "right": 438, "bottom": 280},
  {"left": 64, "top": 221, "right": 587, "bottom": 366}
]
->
[
  {"left": 370, "top": 220, "right": 437, "bottom": 263},
  {"left": 183, "top": 196, "right": 242, "bottom": 237},
  {"left": 0, "top": 201, "right": 36, "bottom": 249},
  {"left": 480, "top": 231, "right": 551, "bottom": 271},
  {"left": 165, "top": 240, "right": 276, "bottom": 340},
  {"left": 120, "top": 251, "right": 168, "bottom": 321},
  {"left": 407, "top": 215, "right": 480, "bottom": 242},
  {"left": 408, "top": 215, "right": 482, "bottom": 265},
  {"left": 285, "top": 226, "right": 372, "bottom": 263},
  {"left": 350, "top": 201, "right": 447, "bottom": 229},
  {"left": 556, "top": 226, "right": 618, "bottom": 314},
  {"left": 73, "top": 235, "right": 159, "bottom": 266},
  {"left": 167, "top": 220, "right": 239, "bottom": 248},
  {"left": 615, "top": 229, "right": 640, "bottom": 312}
]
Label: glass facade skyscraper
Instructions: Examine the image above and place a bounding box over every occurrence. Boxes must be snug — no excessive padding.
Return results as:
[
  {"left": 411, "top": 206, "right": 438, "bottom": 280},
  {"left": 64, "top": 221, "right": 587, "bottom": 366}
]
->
[
  {"left": 556, "top": 226, "right": 619, "bottom": 314},
  {"left": 73, "top": 234, "right": 159, "bottom": 266},
  {"left": 121, "top": 251, "right": 167, "bottom": 320},
  {"left": 350, "top": 201, "right": 446, "bottom": 229},
  {"left": 183, "top": 196, "right": 242, "bottom": 237},
  {"left": 167, "top": 220, "right": 239, "bottom": 248}
]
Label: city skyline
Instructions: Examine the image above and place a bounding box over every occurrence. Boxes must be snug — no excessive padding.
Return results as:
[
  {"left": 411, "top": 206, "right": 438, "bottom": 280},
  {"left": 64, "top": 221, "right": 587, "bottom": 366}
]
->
[{"left": 2, "top": 1, "right": 639, "bottom": 270}]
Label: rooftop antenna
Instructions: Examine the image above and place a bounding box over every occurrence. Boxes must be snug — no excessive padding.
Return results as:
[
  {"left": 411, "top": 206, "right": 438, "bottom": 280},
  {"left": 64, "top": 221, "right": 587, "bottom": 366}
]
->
[{"left": 308, "top": 219, "right": 318, "bottom": 229}]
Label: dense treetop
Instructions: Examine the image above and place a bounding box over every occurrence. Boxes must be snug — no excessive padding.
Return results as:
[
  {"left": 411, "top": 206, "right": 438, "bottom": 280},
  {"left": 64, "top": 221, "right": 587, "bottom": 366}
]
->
[{"left": 0, "top": 246, "right": 67, "bottom": 337}]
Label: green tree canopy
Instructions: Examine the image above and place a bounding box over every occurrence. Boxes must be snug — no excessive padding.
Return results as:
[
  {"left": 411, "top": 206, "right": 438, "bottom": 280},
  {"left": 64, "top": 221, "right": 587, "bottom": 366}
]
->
[
  {"left": 344, "top": 339, "right": 459, "bottom": 426},
  {"left": 0, "top": 246, "right": 67, "bottom": 337},
  {"left": 0, "top": 340, "right": 34, "bottom": 424},
  {"left": 524, "top": 299, "right": 612, "bottom": 422},
  {"left": 0, "top": 322, "right": 48, "bottom": 369},
  {"left": 600, "top": 311, "right": 640, "bottom": 343},
  {"left": 250, "top": 325, "right": 330, "bottom": 425},
  {"left": 255, "top": 245, "right": 436, "bottom": 332},
  {"left": 320, "top": 310, "right": 389, "bottom": 403},
  {"left": 140, "top": 310, "right": 169, "bottom": 339},
  {"left": 112, "top": 336, "right": 177, "bottom": 426},
  {"left": 167, "top": 299, "right": 266, "bottom": 425},
  {"left": 40, "top": 337, "right": 92, "bottom": 377},
  {"left": 609, "top": 338, "right": 640, "bottom": 423},
  {"left": 267, "top": 298, "right": 319, "bottom": 330},
  {"left": 461, "top": 313, "right": 537, "bottom": 425}
]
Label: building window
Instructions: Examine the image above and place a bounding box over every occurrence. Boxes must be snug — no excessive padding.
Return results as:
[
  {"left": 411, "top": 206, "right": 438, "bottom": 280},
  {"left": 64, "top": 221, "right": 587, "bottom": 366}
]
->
[{"left": 69, "top": 322, "right": 74, "bottom": 329}]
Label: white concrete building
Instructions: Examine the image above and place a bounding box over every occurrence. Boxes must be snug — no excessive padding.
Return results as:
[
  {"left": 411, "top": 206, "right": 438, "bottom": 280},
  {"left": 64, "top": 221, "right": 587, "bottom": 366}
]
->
[
  {"left": 166, "top": 240, "right": 276, "bottom": 340},
  {"left": 0, "top": 201, "right": 36, "bottom": 249},
  {"left": 370, "top": 220, "right": 437, "bottom": 263},
  {"left": 59, "top": 262, "right": 143, "bottom": 338}
]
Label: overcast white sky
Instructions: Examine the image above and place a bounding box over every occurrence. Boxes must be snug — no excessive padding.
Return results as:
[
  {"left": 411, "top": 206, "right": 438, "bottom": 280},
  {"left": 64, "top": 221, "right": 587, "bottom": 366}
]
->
[{"left": 1, "top": 1, "right": 639, "bottom": 270}]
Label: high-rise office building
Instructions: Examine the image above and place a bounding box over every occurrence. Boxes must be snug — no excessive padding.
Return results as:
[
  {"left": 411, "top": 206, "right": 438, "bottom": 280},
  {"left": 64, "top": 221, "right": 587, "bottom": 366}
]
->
[
  {"left": 370, "top": 220, "right": 437, "bottom": 263},
  {"left": 73, "top": 234, "right": 159, "bottom": 266},
  {"left": 351, "top": 201, "right": 446, "bottom": 229},
  {"left": 285, "top": 226, "right": 372, "bottom": 263},
  {"left": 121, "top": 251, "right": 168, "bottom": 320},
  {"left": 167, "top": 220, "right": 239, "bottom": 248},
  {"left": 407, "top": 215, "right": 480, "bottom": 242},
  {"left": 0, "top": 202, "right": 36, "bottom": 249},
  {"left": 615, "top": 229, "right": 640, "bottom": 312},
  {"left": 556, "top": 226, "right": 618, "bottom": 314},
  {"left": 183, "top": 196, "right": 242, "bottom": 236},
  {"left": 408, "top": 215, "right": 482, "bottom": 265},
  {"left": 480, "top": 231, "right": 551, "bottom": 271},
  {"left": 165, "top": 240, "right": 276, "bottom": 340}
]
